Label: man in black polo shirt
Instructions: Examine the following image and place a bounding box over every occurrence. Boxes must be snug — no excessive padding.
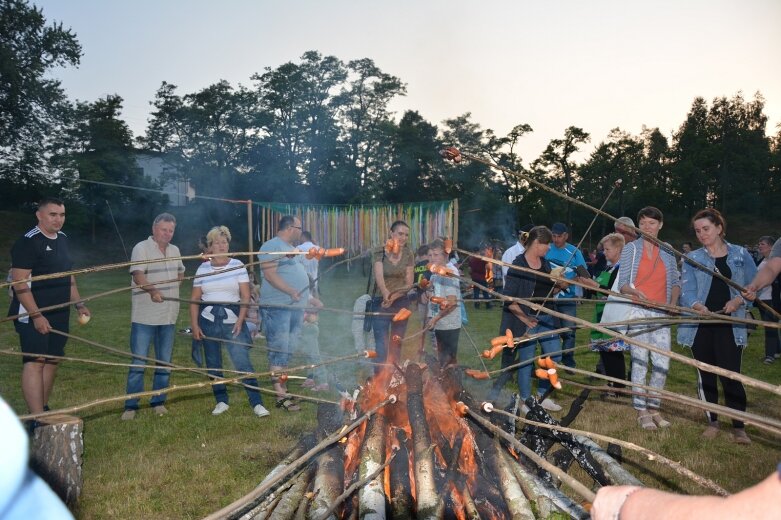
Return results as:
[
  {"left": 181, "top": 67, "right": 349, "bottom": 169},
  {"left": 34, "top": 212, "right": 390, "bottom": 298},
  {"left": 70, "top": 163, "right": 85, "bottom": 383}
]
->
[{"left": 8, "top": 197, "right": 90, "bottom": 414}]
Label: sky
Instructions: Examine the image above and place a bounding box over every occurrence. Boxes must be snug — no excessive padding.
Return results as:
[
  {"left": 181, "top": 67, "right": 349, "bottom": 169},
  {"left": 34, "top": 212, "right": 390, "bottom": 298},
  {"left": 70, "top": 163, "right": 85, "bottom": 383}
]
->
[{"left": 35, "top": 0, "right": 781, "bottom": 162}]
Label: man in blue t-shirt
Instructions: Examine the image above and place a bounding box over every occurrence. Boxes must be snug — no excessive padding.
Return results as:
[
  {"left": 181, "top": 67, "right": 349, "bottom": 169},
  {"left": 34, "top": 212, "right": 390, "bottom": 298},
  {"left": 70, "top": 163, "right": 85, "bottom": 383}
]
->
[{"left": 545, "top": 222, "right": 597, "bottom": 368}]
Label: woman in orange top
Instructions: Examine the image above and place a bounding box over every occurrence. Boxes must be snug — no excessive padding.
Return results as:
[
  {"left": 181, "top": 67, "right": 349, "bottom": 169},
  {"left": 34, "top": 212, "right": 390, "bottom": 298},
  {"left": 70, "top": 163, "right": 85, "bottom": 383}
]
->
[{"left": 618, "top": 207, "right": 680, "bottom": 430}]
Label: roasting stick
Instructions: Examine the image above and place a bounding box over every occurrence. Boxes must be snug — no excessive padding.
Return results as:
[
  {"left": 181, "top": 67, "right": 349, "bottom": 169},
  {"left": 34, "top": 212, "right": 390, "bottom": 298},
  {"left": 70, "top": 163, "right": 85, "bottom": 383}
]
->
[
  {"left": 442, "top": 147, "right": 781, "bottom": 321},
  {"left": 486, "top": 405, "right": 728, "bottom": 496},
  {"left": 202, "top": 395, "right": 399, "bottom": 520},
  {"left": 311, "top": 448, "right": 399, "bottom": 520},
  {"left": 0, "top": 249, "right": 343, "bottom": 289},
  {"left": 461, "top": 277, "right": 781, "bottom": 396},
  {"left": 457, "top": 402, "right": 597, "bottom": 503}
]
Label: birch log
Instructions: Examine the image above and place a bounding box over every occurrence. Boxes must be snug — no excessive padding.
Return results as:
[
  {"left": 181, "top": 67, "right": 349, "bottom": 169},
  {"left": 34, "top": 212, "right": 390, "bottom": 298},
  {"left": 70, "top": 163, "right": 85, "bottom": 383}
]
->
[{"left": 29, "top": 414, "right": 83, "bottom": 507}]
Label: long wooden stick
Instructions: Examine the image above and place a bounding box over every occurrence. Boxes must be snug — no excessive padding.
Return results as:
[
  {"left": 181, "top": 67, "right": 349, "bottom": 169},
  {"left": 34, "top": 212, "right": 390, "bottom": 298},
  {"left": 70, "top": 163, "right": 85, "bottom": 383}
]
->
[
  {"left": 464, "top": 278, "right": 781, "bottom": 396},
  {"left": 486, "top": 406, "right": 728, "bottom": 496},
  {"left": 202, "top": 395, "right": 398, "bottom": 520}
]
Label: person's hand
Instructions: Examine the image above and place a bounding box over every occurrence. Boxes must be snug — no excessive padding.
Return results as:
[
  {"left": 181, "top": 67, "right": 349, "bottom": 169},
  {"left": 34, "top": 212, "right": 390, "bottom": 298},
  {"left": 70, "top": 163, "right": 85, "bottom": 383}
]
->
[
  {"left": 742, "top": 284, "right": 757, "bottom": 302},
  {"left": 288, "top": 290, "right": 301, "bottom": 303},
  {"left": 32, "top": 314, "right": 51, "bottom": 334},
  {"left": 691, "top": 302, "right": 709, "bottom": 313},
  {"left": 522, "top": 316, "right": 538, "bottom": 329},
  {"left": 150, "top": 289, "right": 164, "bottom": 303},
  {"left": 591, "top": 485, "right": 641, "bottom": 520},
  {"left": 231, "top": 321, "right": 243, "bottom": 338},
  {"left": 628, "top": 287, "right": 647, "bottom": 301},
  {"left": 191, "top": 325, "right": 204, "bottom": 341},
  {"left": 723, "top": 297, "right": 743, "bottom": 314}
]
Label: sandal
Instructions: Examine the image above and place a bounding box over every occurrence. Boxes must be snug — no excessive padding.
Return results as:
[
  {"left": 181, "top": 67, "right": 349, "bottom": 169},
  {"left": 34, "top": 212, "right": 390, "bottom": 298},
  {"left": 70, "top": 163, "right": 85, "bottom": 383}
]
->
[
  {"left": 649, "top": 411, "right": 671, "bottom": 428},
  {"left": 275, "top": 398, "right": 301, "bottom": 412},
  {"left": 637, "top": 410, "right": 657, "bottom": 430}
]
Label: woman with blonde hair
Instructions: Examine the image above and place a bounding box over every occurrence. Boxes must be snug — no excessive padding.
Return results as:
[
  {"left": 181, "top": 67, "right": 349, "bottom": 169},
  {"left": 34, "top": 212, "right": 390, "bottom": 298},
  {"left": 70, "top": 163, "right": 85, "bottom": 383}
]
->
[{"left": 191, "top": 226, "right": 269, "bottom": 418}]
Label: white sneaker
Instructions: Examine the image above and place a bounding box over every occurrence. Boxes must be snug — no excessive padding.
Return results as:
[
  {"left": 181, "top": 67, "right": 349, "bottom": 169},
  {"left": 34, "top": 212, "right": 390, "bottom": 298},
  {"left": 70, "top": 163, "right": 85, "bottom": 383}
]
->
[
  {"left": 540, "top": 398, "right": 562, "bottom": 412},
  {"left": 120, "top": 409, "right": 136, "bottom": 421},
  {"left": 253, "top": 404, "right": 270, "bottom": 418},
  {"left": 212, "top": 402, "right": 230, "bottom": 415}
]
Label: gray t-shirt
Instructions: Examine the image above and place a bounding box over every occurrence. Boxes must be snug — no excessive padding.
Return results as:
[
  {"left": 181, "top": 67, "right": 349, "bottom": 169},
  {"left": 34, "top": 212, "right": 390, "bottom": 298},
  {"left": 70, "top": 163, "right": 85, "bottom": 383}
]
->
[{"left": 257, "top": 237, "right": 309, "bottom": 307}]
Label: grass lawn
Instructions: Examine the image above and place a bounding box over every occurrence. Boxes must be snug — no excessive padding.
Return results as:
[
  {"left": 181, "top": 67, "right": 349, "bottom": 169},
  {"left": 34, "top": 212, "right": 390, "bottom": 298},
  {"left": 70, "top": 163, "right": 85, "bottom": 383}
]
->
[{"left": 1, "top": 264, "right": 780, "bottom": 519}]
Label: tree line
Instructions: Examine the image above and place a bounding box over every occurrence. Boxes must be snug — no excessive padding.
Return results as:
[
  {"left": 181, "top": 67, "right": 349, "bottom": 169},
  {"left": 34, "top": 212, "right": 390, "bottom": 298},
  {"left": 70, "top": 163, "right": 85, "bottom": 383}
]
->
[{"left": 2, "top": 0, "right": 780, "bottom": 242}]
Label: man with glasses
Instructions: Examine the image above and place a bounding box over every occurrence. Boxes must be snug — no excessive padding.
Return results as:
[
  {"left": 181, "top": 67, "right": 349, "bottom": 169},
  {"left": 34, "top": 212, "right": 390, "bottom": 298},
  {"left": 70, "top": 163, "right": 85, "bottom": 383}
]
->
[{"left": 258, "top": 215, "right": 309, "bottom": 411}]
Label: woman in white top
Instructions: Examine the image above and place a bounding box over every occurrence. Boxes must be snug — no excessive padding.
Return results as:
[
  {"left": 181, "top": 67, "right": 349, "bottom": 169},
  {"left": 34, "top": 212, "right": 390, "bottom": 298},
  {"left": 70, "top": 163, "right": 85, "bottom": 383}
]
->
[{"left": 190, "top": 226, "right": 269, "bottom": 418}]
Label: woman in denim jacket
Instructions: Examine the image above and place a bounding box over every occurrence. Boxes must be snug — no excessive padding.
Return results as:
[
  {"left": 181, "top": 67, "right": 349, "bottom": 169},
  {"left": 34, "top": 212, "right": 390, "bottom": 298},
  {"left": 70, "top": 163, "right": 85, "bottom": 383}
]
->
[
  {"left": 677, "top": 208, "right": 756, "bottom": 444},
  {"left": 617, "top": 206, "right": 680, "bottom": 430}
]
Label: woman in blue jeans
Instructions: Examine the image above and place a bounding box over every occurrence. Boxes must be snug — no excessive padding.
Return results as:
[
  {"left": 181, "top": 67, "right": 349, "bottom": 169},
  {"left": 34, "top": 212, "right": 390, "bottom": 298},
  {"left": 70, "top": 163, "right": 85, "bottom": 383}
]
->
[
  {"left": 190, "top": 226, "right": 269, "bottom": 418},
  {"left": 499, "top": 226, "right": 565, "bottom": 412}
]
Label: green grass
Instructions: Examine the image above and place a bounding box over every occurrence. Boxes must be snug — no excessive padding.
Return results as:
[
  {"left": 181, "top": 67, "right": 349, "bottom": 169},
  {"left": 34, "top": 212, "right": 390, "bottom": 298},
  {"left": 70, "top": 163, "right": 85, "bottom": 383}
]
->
[{"left": 1, "top": 266, "right": 780, "bottom": 518}]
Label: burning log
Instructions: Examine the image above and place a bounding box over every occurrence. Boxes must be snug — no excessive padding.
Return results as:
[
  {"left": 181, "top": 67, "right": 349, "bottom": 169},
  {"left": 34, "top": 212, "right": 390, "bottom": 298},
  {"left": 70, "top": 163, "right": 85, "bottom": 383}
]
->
[
  {"left": 388, "top": 429, "right": 413, "bottom": 519},
  {"left": 521, "top": 395, "right": 610, "bottom": 487},
  {"left": 309, "top": 405, "right": 346, "bottom": 520},
  {"left": 358, "top": 412, "right": 388, "bottom": 519},
  {"left": 404, "top": 363, "right": 439, "bottom": 519}
]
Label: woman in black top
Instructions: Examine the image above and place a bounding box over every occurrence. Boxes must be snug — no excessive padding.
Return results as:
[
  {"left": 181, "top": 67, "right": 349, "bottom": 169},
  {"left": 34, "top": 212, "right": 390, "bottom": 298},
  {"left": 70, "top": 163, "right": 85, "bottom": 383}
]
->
[{"left": 499, "top": 226, "right": 564, "bottom": 410}]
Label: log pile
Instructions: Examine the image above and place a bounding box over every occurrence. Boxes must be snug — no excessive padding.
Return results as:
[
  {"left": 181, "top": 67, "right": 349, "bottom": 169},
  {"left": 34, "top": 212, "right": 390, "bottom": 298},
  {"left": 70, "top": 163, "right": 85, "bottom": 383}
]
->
[{"left": 227, "top": 362, "right": 640, "bottom": 520}]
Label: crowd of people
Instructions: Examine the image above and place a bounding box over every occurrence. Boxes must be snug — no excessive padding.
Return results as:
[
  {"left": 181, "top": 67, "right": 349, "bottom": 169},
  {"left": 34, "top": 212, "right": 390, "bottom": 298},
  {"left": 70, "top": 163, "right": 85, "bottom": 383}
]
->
[{"left": 5, "top": 197, "right": 781, "bottom": 517}]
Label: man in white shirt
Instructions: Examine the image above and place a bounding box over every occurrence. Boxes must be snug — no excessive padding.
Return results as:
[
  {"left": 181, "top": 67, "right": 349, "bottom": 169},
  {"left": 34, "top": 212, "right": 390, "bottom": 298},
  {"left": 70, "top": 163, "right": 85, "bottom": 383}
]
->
[
  {"left": 298, "top": 230, "right": 318, "bottom": 296},
  {"left": 501, "top": 224, "right": 533, "bottom": 278}
]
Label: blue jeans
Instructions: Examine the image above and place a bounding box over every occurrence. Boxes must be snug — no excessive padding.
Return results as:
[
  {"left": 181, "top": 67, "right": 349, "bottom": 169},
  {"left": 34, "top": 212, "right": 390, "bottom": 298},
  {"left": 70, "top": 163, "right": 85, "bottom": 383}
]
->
[
  {"left": 261, "top": 307, "right": 303, "bottom": 367},
  {"left": 125, "top": 322, "right": 175, "bottom": 410},
  {"left": 555, "top": 300, "right": 578, "bottom": 367},
  {"left": 199, "top": 309, "right": 262, "bottom": 407},
  {"left": 517, "top": 313, "right": 561, "bottom": 400},
  {"left": 372, "top": 299, "right": 409, "bottom": 365},
  {"left": 472, "top": 285, "right": 492, "bottom": 308}
]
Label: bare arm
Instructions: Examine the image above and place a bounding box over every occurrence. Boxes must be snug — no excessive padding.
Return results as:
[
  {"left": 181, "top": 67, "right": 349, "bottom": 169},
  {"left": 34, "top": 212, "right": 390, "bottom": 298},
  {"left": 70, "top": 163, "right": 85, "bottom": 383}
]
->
[
  {"left": 744, "top": 256, "right": 781, "bottom": 300},
  {"left": 132, "top": 270, "right": 163, "bottom": 303},
  {"left": 233, "top": 282, "right": 250, "bottom": 336},
  {"left": 405, "top": 265, "right": 414, "bottom": 287},
  {"left": 70, "top": 275, "right": 90, "bottom": 318},
  {"left": 374, "top": 261, "right": 390, "bottom": 300},
  {"left": 190, "top": 286, "right": 204, "bottom": 340},
  {"left": 261, "top": 261, "right": 300, "bottom": 302},
  {"left": 10, "top": 267, "right": 49, "bottom": 333}
]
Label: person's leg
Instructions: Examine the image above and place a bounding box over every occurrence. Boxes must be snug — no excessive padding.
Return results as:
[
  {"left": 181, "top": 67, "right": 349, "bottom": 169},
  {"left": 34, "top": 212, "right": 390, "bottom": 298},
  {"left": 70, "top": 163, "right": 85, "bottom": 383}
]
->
[
  {"left": 472, "top": 285, "right": 480, "bottom": 309},
  {"left": 150, "top": 324, "right": 175, "bottom": 407},
  {"left": 630, "top": 344, "right": 649, "bottom": 411},
  {"left": 201, "top": 317, "right": 229, "bottom": 405},
  {"left": 691, "top": 326, "right": 719, "bottom": 423},
  {"left": 225, "top": 325, "right": 262, "bottom": 408},
  {"left": 645, "top": 322, "right": 671, "bottom": 410},
  {"left": 388, "top": 303, "right": 409, "bottom": 365},
  {"left": 262, "top": 307, "right": 288, "bottom": 397},
  {"left": 125, "top": 323, "right": 153, "bottom": 410},
  {"left": 714, "top": 334, "right": 747, "bottom": 429},
  {"left": 488, "top": 345, "right": 520, "bottom": 401},
  {"left": 515, "top": 342, "right": 536, "bottom": 401},
  {"left": 760, "top": 302, "right": 780, "bottom": 360},
  {"left": 21, "top": 360, "right": 47, "bottom": 414},
  {"left": 556, "top": 301, "right": 578, "bottom": 367},
  {"left": 435, "top": 328, "right": 460, "bottom": 367},
  {"left": 41, "top": 362, "right": 59, "bottom": 407},
  {"left": 601, "top": 351, "right": 626, "bottom": 388},
  {"left": 372, "top": 314, "right": 390, "bottom": 364}
]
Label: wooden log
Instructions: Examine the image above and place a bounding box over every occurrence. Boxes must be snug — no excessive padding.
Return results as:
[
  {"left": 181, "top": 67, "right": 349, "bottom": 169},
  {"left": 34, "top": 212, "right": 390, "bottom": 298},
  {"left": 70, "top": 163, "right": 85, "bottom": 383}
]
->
[
  {"left": 574, "top": 435, "right": 643, "bottom": 487},
  {"left": 29, "top": 413, "right": 83, "bottom": 507},
  {"left": 405, "top": 363, "right": 439, "bottom": 519},
  {"left": 507, "top": 451, "right": 589, "bottom": 520},
  {"left": 309, "top": 405, "right": 345, "bottom": 520},
  {"left": 358, "top": 413, "right": 387, "bottom": 520},
  {"left": 269, "top": 465, "right": 315, "bottom": 520},
  {"left": 488, "top": 440, "right": 535, "bottom": 520},
  {"left": 388, "top": 429, "right": 413, "bottom": 519}
]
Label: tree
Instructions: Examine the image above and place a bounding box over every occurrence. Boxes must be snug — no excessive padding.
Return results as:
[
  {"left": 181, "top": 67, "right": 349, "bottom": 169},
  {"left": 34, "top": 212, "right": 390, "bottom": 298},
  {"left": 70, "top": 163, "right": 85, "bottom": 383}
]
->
[
  {"left": 0, "top": 0, "right": 81, "bottom": 206},
  {"left": 64, "top": 95, "right": 163, "bottom": 241},
  {"left": 538, "top": 126, "right": 590, "bottom": 227}
]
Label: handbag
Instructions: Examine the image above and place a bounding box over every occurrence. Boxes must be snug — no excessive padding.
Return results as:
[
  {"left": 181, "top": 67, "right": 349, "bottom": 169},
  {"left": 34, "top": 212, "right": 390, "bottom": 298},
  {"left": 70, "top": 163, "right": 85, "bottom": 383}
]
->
[{"left": 599, "top": 267, "right": 632, "bottom": 333}]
